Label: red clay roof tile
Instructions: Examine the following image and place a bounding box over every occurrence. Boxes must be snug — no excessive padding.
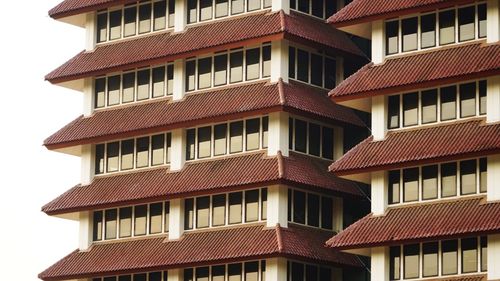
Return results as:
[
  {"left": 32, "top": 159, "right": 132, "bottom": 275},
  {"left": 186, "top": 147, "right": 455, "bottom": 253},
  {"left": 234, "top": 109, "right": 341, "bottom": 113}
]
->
[
  {"left": 328, "top": 0, "right": 476, "bottom": 27},
  {"left": 49, "top": 0, "right": 136, "bottom": 19},
  {"left": 329, "top": 118, "right": 500, "bottom": 175},
  {"left": 329, "top": 42, "right": 500, "bottom": 102},
  {"left": 43, "top": 81, "right": 366, "bottom": 150},
  {"left": 422, "top": 275, "right": 487, "bottom": 281},
  {"left": 46, "top": 11, "right": 364, "bottom": 84},
  {"left": 42, "top": 152, "right": 363, "bottom": 215},
  {"left": 39, "top": 224, "right": 361, "bottom": 281},
  {"left": 326, "top": 196, "right": 500, "bottom": 249}
]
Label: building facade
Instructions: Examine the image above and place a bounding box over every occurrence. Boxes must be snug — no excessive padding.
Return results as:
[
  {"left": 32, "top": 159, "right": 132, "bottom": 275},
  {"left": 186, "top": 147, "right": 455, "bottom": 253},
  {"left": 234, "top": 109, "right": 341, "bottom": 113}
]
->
[
  {"left": 326, "top": 1, "right": 500, "bottom": 281},
  {"left": 39, "top": 0, "right": 372, "bottom": 281}
]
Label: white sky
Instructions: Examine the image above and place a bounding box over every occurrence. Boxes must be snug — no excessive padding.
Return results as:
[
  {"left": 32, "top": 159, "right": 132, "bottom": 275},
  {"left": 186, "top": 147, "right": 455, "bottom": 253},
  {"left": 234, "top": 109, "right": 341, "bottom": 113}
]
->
[{"left": 0, "top": 1, "right": 85, "bottom": 280}]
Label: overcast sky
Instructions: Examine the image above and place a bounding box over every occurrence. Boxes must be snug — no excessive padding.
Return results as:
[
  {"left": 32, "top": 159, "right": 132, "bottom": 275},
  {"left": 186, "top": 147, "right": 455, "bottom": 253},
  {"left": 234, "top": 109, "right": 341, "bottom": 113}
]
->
[{"left": 0, "top": 1, "right": 85, "bottom": 280}]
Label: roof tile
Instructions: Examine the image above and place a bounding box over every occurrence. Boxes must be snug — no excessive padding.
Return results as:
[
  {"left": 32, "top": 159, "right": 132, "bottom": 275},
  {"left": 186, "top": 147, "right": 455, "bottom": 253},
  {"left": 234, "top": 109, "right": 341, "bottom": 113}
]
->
[{"left": 49, "top": 0, "right": 135, "bottom": 19}]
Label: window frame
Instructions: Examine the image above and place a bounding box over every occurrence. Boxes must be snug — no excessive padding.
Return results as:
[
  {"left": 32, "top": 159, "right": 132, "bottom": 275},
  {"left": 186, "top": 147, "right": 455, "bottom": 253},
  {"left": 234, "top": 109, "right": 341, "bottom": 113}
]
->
[
  {"left": 287, "top": 187, "right": 338, "bottom": 231},
  {"left": 288, "top": 44, "right": 338, "bottom": 90},
  {"left": 288, "top": 116, "right": 338, "bottom": 160}
]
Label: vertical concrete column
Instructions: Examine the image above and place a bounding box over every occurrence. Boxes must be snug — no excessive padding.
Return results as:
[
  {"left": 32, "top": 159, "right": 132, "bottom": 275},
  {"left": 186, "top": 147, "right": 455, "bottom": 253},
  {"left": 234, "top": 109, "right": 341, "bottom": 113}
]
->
[
  {"left": 371, "top": 20, "right": 385, "bottom": 65},
  {"left": 80, "top": 144, "right": 95, "bottom": 185},
  {"left": 333, "top": 127, "right": 344, "bottom": 160},
  {"left": 85, "top": 12, "right": 97, "bottom": 51},
  {"left": 173, "top": 59, "right": 186, "bottom": 101},
  {"left": 265, "top": 258, "right": 287, "bottom": 281},
  {"left": 371, "top": 171, "right": 388, "bottom": 216},
  {"left": 332, "top": 197, "right": 343, "bottom": 233},
  {"left": 170, "top": 128, "right": 186, "bottom": 171},
  {"left": 271, "top": 0, "right": 289, "bottom": 13},
  {"left": 371, "top": 247, "right": 390, "bottom": 281},
  {"left": 169, "top": 198, "right": 185, "bottom": 240},
  {"left": 487, "top": 154, "right": 500, "bottom": 202},
  {"left": 168, "top": 268, "right": 185, "bottom": 281},
  {"left": 267, "top": 185, "right": 288, "bottom": 228},
  {"left": 487, "top": 0, "right": 500, "bottom": 43},
  {"left": 371, "top": 95, "right": 388, "bottom": 141},
  {"left": 270, "top": 40, "right": 289, "bottom": 83},
  {"left": 79, "top": 211, "right": 92, "bottom": 251},
  {"left": 487, "top": 75, "right": 500, "bottom": 123},
  {"left": 488, "top": 234, "right": 500, "bottom": 279},
  {"left": 82, "top": 78, "right": 94, "bottom": 117},
  {"left": 174, "top": 0, "right": 187, "bottom": 32},
  {"left": 268, "top": 112, "right": 289, "bottom": 157}
]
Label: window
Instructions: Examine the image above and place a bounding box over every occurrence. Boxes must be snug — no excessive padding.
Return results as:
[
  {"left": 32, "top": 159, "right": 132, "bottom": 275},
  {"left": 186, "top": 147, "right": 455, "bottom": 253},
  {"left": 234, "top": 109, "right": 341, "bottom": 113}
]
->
[
  {"left": 134, "top": 205, "right": 147, "bottom": 236},
  {"left": 403, "top": 168, "right": 418, "bottom": 202},
  {"left": 107, "top": 75, "right": 120, "bottom": 106},
  {"left": 230, "top": 51, "right": 243, "bottom": 83},
  {"left": 95, "top": 78, "right": 106, "bottom": 108},
  {"left": 150, "top": 203, "right": 163, "bottom": 234},
  {"left": 321, "top": 127, "right": 334, "bottom": 160},
  {"left": 136, "top": 137, "right": 150, "bottom": 168},
  {"left": 403, "top": 92, "right": 418, "bottom": 127},
  {"left": 402, "top": 17, "right": 418, "bottom": 52},
  {"left": 109, "top": 10, "right": 122, "bottom": 40},
  {"left": 230, "top": 121, "right": 243, "bottom": 153},
  {"left": 286, "top": 262, "right": 337, "bottom": 281},
  {"left": 93, "top": 272, "right": 167, "bottom": 281},
  {"left": 229, "top": 192, "right": 242, "bottom": 224},
  {"left": 119, "top": 207, "right": 132, "bottom": 238},
  {"left": 462, "top": 237, "right": 478, "bottom": 273},
  {"left": 458, "top": 6, "right": 475, "bottom": 42},
  {"left": 288, "top": 46, "right": 337, "bottom": 89},
  {"left": 185, "top": 198, "right": 194, "bottom": 230},
  {"left": 481, "top": 236, "right": 487, "bottom": 272},
  {"left": 289, "top": 188, "right": 336, "bottom": 230},
  {"left": 246, "top": 119, "right": 260, "bottom": 151},
  {"left": 440, "top": 85, "right": 457, "bottom": 121},
  {"left": 442, "top": 240, "right": 458, "bottom": 275},
  {"left": 198, "top": 57, "right": 212, "bottom": 89},
  {"left": 307, "top": 194, "right": 320, "bottom": 227},
  {"left": 390, "top": 246, "right": 401, "bottom": 280},
  {"left": 212, "top": 194, "right": 226, "bottom": 226},
  {"left": 107, "top": 142, "right": 119, "bottom": 172},
  {"left": 123, "top": 72, "right": 136, "bottom": 103},
  {"left": 198, "top": 126, "right": 212, "bottom": 159},
  {"left": 441, "top": 162, "right": 457, "bottom": 198},
  {"left": 480, "top": 158, "right": 487, "bottom": 193},
  {"left": 97, "top": 13, "right": 108, "bottom": 43},
  {"left": 121, "top": 139, "right": 134, "bottom": 170},
  {"left": 289, "top": 117, "right": 336, "bottom": 160},
  {"left": 388, "top": 95, "right": 400, "bottom": 129},
  {"left": 185, "top": 262, "right": 265, "bottom": 281},
  {"left": 423, "top": 242, "right": 438, "bottom": 277},
  {"left": 246, "top": 48, "right": 260, "bottom": 80},
  {"left": 421, "top": 14, "right": 436, "bottom": 49},
  {"left": 404, "top": 244, "right": 419, "bottom": 279},
  {"left": 389, "top": 170, "right": 400, "bottom": 204},
  {"left": 196, "top": 196, "right": 210, "bottom": 228},
  {"left": 124, "top": 6, "right": 137, "bottom": 37},
  {"left": 292, "top": 190, "right": 306, "bottom": 224},
  {"left": 93, "top": 211, "right": 103, "bottom": 241},
  {"left": 153, "top": 67, "right": 166, "bottom": 98},
  {"left": 386, "top": 21, "right": 399, "bottom": 55},
  {"left": 105, "top": 209, "right": 117, "bottom": 239},
  {"left": 214, "top": 124, "right": 227, "bottom": 156},
  {"left": 439, "top": 10, "right": 455, "bottom": 45},
  {"left": 460, "top": 82, "right": 476, "bottom": 118},
  {"left": 460, "top": 160, "right": 477, "bottom": 195},
  {"left": 308, "top": 123, "right": 320, "bottom": 156},
  {"left": 214, "top": 54, "right": 228, "bottom": 86},
  {"left": 479, "top": 80, "right": 487, "bottom": 115},
  {"left": 422, "top": 165, "right": 438, "bottom": 200},
  {"left": 421, "top": 89, "right": 437, "bottom": 124},
  {"left": 478, "top": 4, "right": 487, "bottom": 38}
]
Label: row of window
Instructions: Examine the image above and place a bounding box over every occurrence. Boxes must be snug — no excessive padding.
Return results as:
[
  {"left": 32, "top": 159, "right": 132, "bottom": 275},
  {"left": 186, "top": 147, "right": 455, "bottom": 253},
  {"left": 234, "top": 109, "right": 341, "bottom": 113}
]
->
[
  {"left": 385, "top": 3, "right": 487, "bottom": 55},
  {"left": 288, "top": 117, "right": 336, "bottom": 160},
  {"left": 287, "top": 261, "right": 338, "bottom": 281},
  {"left": 288, "top": 47, "right": 337, "bottom": 89},
  {"left": 186, "top": 117, "right": 268, "bottom": 160},
  {"left": 287, "top": 188, "right": 336, "bottom": 230},
  {"left": 187, "top": 0, "right": 271, "bottom": 24},
  {"left": 95, "top": 65, "right": 174, "bottom": 109},
  {"left": 390, "top": 237, "right": 487, "bottom": 280},
  {"left": 95, "top": 133, "right": 171, "bottom": 175},
  {"left": 186, "top": 45, "right": 271, "bottom": 92},
  {"left": 388, "top": 158, "right": 487, "bottom": 205},
  {"left": 184, "top": 188, "right": 267, "bottom": 230},
  {"left": 93, "top": 201, "right": 169, "bottom": 241},
  {"left": 97, "top": 0, "right": 175, "bottom": 43},
  {"left": 92, "top": 271, "right": 167, "bottom": 281},
  {"left": 184, "top": 261, "right": 266, "bottom": 281},
  {"left": 289, "top": 0, "right": 337, "bottom": 20},
  {"left": 388, "top": 80, "right": 487, "bottom": 129}
]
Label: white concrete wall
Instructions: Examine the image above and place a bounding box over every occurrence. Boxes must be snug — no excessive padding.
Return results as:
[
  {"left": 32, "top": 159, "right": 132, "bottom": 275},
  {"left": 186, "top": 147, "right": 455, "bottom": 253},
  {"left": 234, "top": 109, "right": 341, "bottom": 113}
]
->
[
  {"left": 487, "top": 75, "right": 500, "bottom": 123},
  {"left": 268, "top": 111, "right": 289, "bottom": 157},
  {"left": 168, "top": 198, "right": 185, "bottom": 240},
  {"left": 371, "top": 171, "right": 388, "bottom": 216},
  {"left": 78, "top": 211, "right": 92, "bottom": 251},
  {"left": 82, "top": 78, "right": 94, "bottom": 117},
  {"left": 371, "top": 20, "right": 385, "bottom": 65},
  {"left": 174, "top": 0, "right": 187, "bottom": 32},
  {"left": 271, "top": 40, "right": 289, "bottom": 83},
  {"left": 170, "top": 128, "right": 186, "bottom": 171},
  {"left": 173, "top": 59, "right": 186, "bottom": 101},
  {"left": 488, "top": 234, "right": 500, "bottom": 279},
  {"left": 272, "top": 0, "right": 289, "bottom": 13},
  {"left": 487, "top": 154, "right": 500, "bottom": 202},
  {"left": 85, "top": 12, "right": 96, "bottom": 51},
  {"left": 265, "top": 258, "right": 287, "bottom": 281},
  {"left": 80, "top": 144, "right": 95, "bottom": 185},
  {"left": 371, "top": 95, "right": 387, "bottom": 141},
  {"left": 487, "top": 0, "right": 500, "bottom": 43},
  {"left": 371, "top": 247, "right": 390, "bottom": 281},
  {"left": 267, "top": 185, "right": 288, "bottom": 228}
]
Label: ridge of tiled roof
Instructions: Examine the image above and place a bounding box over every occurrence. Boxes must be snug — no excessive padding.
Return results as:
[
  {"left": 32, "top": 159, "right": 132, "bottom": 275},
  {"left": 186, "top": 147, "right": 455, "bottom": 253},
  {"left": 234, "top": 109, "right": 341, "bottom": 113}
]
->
[
  {"left": 329, "top": 118, "right": 500, "bottom": 175},
  {"left": 328, "top": 0, "right": 476, "bottom": 27},
  {"left": 42, "top": 151, "right": 364, "bottom": 216},
  {"left": 326, "top": 196, "right": 500, "bottom": 250},
  {"left": 329, "top": 42, "right": 500, "bottom": 102},
  {"left": 43, "top": 80, "right": 366, "bottom": 150},
  {"left": 46, "top": 10, "right": 365, "bottom": 84},
  {"left": 38, "top": 224, "right": 361, "bottom": 281}
]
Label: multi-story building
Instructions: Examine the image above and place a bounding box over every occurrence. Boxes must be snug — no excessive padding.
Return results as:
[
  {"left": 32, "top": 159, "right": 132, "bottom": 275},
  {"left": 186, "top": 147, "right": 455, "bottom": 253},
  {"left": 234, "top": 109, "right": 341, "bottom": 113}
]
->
[
  {"left": 39, "top": 0, "right": 372, "bottom": 281},
  {"left": 325, "top": 1, "right": 500, "bottom": 281}
]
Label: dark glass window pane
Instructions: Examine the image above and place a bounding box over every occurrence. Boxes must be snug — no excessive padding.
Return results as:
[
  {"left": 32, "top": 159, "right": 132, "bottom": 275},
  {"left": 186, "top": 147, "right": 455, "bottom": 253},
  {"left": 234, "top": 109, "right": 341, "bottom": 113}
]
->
[
  {"left": 421, "top": 14, "right": 436, "bottom": 49},
  {"left": 134, "top": 205, "right": 147, "bottom": 236},
  {"left": 288, "top": 118, "right": 294, "bottom": 149},
  {"left": 212, "top": 194, "right": 226, "bottom": 226},
  {"left": 119, "top": 276, "right": 131, "bottom": 281},
  {"left": 403, "top": 92, "right": 418, "bottom": 127},
  {"left": 196, "top": 196, "right": 210, "bottom": 228},
  {"left": 186, "top": 60, "right": 196, "bottom": 91},
  {"left": 245, "top": 189, "right": 259, "bottom": 222},
  {"left": 136, "top": 137, "right": 149, "bottom": 168},
  {"left": 422, "top": 165, "right": 438, "bottom": 200},
  {"left": 389, "top": 170, "right": 401, "bottom": 204},
  {"left": 460, "top": 159, "right": 477, "bottom": 195},
  {"left": 139, "top": 3, "right": 152, "bottom": 34},
  {"left": 153, "top": 0, "right": 167, "bottom": 30},
  {"left": 297, "top": 49, "right": 309, "bottom": 82},
  {"left": 462, "top": 237, "right": 478, "bottom": 273},
  {"left": 478, "top": 4, "right": 487, "bottom": 38},
  {"left": 245, "top": 262, "right": 259, "bottom": 281},
  {"left": 168, "top": 0, "right": 175, "bottom": 27},
  {"left": 165, "top": 201, "right": 170, "bottom": 232},
  {"left": 121, "top": 139, "right": 134, "bottom": 170},
  {"left": 150, "top": 202, "right": 163, "bottom": 234},
  {"left": 186, "top": 128, "right": 196, "bottom": 160},
  {"left": 441, "top": 85, "right": 457, "bottom": 121},
  {"left": 480, "top": 158, "right": 487, "bottom": 193},
  {"left": 481, "top": 236, "right": 488, "bottom": 271},
  {"left": 200, "top": 0, "right": 213, "bottom": 21},
  {"left": 290, "top": 0, "right": 296, "bottom": 10},
  {"left": 215, "top": 0, "right": 229, "bottom": 18},
  {"left": 246, "top": 118, "right": 260, "bottom": 151},
  {"left": 404, "top": 244, "right": 420, "bottom": 279},
  {"left": 124, "top": 6, "right": 137, "bottom": 37},
  {"left": 107, "top": 75, "right": 120, "bottom": 106},
  {"left": 305, "top": 264, "right": 318, "bottom": 281},
  {"left": 321, "top": 197, "right": 333, "bottom": 230},
  {"left": 104, "top": 277, "right": 116, "bottom": 281},
  {"left": 107, "top": 142, "right": 119, "bottom": 172},
  {"left": 214, "top": 54, "right": 228, "bottom": 86},
  {"left": 93, "top": 211, "right": 103, "bottom": 241},
  {"left": 324, "top": 57, "right": 336, "bottom": 89},
  {"left": 479, "top": 80, "right": 487, "bottom": 115},
  {"left": 230, "top": 51, "right": 243, "bottom": 83},
  {"left": 421, "top": 89, "right": 437, "bottom": 124},
  {"left": 105, "top": 209, "right": 117, "bottom": 239},
  {"left": 152, "top": 134, "right": 165, "bottom": 166},
  {"left": 262, "top": 45, "right": 271, "bottom": 77},
  {"left": 288, "top": 47, "right": 296, "bottom": 79},
  {"left": 440, "top": 10, "right": 456, "bottom": 45},
  {"left": 246, "top": 48, "right": 260, "bottom": 81},
  {"left": 293, "top": 190, "right": 306, "bottom": 224},
  {"left": 97, "top": 13, "right": 108, "bottom": 43},
  {"left": 95, "top": 78, "right": 106, "bottom": 108},
  {"left": 261, "top": 188, "right": 268, "bottom": 220},
  {"left": 442, "top": 240, "right": 458, "bottom": 275},
  {"left": 95, "top": 144, "right": 105, "bottom": 174},
  {"left": 319, "top": 267, "right": 331, "bottom": 281},
  {"left": 213, "top": 265, "right": 226, "bottom": 281},
  {"left": 228, "top": 263, "right": 242, "bottom": 281},
  {"left": 390, "top": 246, "right": 401, "bottom": 280},
  {"left": 150, "top": 272, "right": 162, "bottom": 281},
  {"left": 184, "top": 198, "right": 194, "bottom": 230},
  {"left": 307, "top": 193, "right": 320, "bottom": 227},
  {"left": 230, "top": 121, "right": 243, "bottom": 153},
  {"left": 321, "top": 127, "right": 334, "bottom": 160},
  {"left": 460, "top": 82, "right": 476, "bottom": 118},
  {"left": 198, "top": 126, "right": 212, "bottom": 159},
  {"left": 291, "top": 262, "right": 304, "bottom": 281},
  {"left": 308, "top": 123, "right": 320, "bottom": 156},
  {"left": 262, "top": 116, "right": 269, "bottom": 148},
  {"left": 311, "top": 54, "right": 323, "bottom": 86},
  {"left": 119, "top": 207, "right": 132, "bottom": 238},
  {"left": 458, "top": 6, "right": 475, "bottom": 42},
  {"left": 214, "top": 124, "right": 227, "bottom": 156},
  {"left": 403, "top": 168, "right": 419, "bottom": 202},
  {"left": 402, "top": 17, "right": 418, "bottom": 52},
  {"left": 152, "top": 66, "right": 166, "bottom": 98},
  {"left": 198, "top": 57, "right": 212, "bottom": 89},
  {"left": 137, "top": 69, "right": 151, "bottom": 100},
  {"left": 386, "top": 21, "right": 399, "bottom": 55},
  {"left": 135, "top": 273, "right": 147, "bottom": 281},
  {"left": 122, "top": 72, "right": 135, "bottom": 103},
  {"left": 441, "top": 162, "right": 457, "bottom": 197},
  {"left": 188, "top": 0, "right": 197, "bottom": 23},
  {"left": 229, "top": 192, "right": 242, "bottom": 224},
  {"left": 294, "top": 119, "right": 307, "bottom": 153},
  {"left": 423, "top": 242, "right": 438, "bottom": 277},
  {"left": 388, "top": 95, "right": 400, "bottom": 129},
  {"left": 287, "top": 188, "right": 292, "bottom": 221},
  {"left": 231, "top": 0, "right": 244, "bottom": 14},
  {"left": 109, "top": 10, "right": 122, "bottom": 40},
  {"left": 298, "top": 0, "right": 309, "bottom": 13},
  {"left": 196, "top": 267, "right": 209, "bottom": 281}
]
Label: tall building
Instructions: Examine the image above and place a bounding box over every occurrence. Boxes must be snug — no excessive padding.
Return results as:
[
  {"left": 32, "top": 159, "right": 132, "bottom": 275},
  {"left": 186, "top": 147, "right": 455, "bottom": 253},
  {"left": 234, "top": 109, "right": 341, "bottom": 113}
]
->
[
  {"left": 326, "top": 1, "right": 500, "bottom": 281},
  {"left": 39, "top": 0, "right": 372, "bottom": 281}
]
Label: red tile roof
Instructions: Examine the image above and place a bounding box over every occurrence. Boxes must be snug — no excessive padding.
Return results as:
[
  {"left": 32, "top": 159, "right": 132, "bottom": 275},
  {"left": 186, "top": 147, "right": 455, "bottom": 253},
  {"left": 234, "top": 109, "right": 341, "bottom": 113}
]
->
[
  {"left": 330, "top": 42, "right": 500, "bottom": 102},
  {"left": 42, "top": 152, "right": 363, "bottom": 215},
  {"left": 328, "top": 0, "right": 476, "bottom": 27},
  {"left": 330, "top": 118, "right": 500, "bottom": 175},
  {"left": 39, "top": 224, "right": 361, "bottom": 281},
  {"left": 49, "top": 0, "right": 136, "bottom": 19},
  {"left": 43, "top": 80, "right": 365, "bottom": 150},
  {"left": 46, "top": 11, "right": 365, "bottom": 84},
  {"left": 326, "top": 196, "right": 500, "bottom": 250},
  {"left": 426, "top": 276, "right": 486, "bottom": 281}
]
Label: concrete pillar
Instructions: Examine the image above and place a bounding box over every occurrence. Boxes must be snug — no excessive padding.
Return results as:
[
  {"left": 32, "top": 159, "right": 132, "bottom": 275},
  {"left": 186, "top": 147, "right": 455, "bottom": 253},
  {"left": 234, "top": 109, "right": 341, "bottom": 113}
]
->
[
  {"left": 267, "top": 112, "right": 289, "bottom": 157},
  {"left": 168, "top": 268, "right": 185, "bottom": 281},
  {"left": 173, "top": 59, "right": 186, "bottom": 101},
  {"left": 80, "top": 144, "right": 95, "bottom": 185},
  {"left": 332, "top": 197, "right": 343, "bottom": 233},
  {"left": 271, "top": 0, "right": 289, "bottom": 13},
  {"left": 371, "top": 247, "right": 390, "bottom": 281},
  {"left": 487, "top": 154, "right": 500, "bottom": 202},
  {"left": 267, "top": 185, "right": 288, "bottom": 228},
  {"left": 82, "top": 78, "right": 94, "bottom": 117},
  {"left": 78, "top": 211, "right": 92, "bottom": 251},
  {"left": 371, "top": 171, "right": 388, "bottom": 216},
  {"left": 487, "top": 0, "right": 500, "bottom": 43},
  {"left": 265, "top": 258, "right": 287, "bottom": 281},
  {"left": 371, "top": 95, "right": 387, "bottom": 141},
  {"left": 170, "top": 128, "right": 186, "bottom": 171},
  {"left": 270, "top": 40, "right": 289, "bottom": 83},
  {"left": 488, "top": 234, "right": 500, "bottom": 279},
  {"left": 174, "top": 0, "right": 187, "bottom": 32},
  {"left": 168, "top": 198, "right": 185, "bottom": 240},
  {"left": 85, "top": 12, "right": 97, "bottom": 51},
  {"left": 487, "top": 75, "right": 500, "bottom": 123},
  {"left": 371, "top": 20, "right": 385, "bottom": 65},
  {"left": 333, "top": 127, "right": 344, "bottom": 160}
]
